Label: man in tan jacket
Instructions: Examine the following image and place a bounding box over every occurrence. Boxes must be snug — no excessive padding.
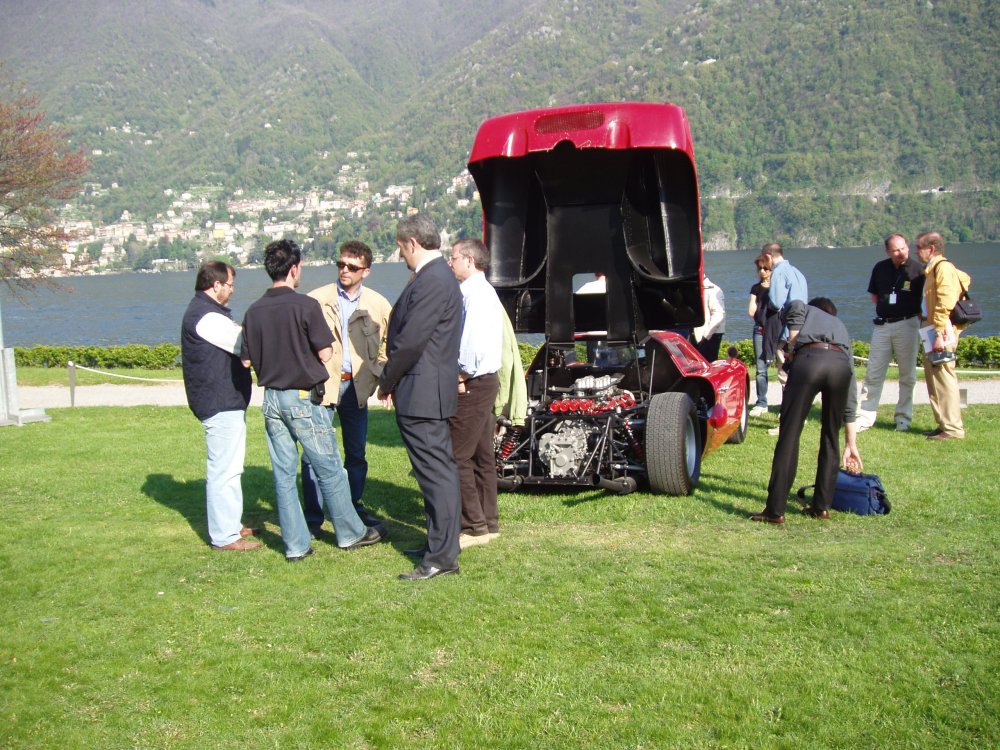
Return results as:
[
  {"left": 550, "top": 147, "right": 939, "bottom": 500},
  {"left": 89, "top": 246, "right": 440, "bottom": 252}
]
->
[
  {"left": 302, "top": 241, "right": 393, "bottom": 532},
  {"left": 916, "top": 231, "right": 970, "bottom": 440}
]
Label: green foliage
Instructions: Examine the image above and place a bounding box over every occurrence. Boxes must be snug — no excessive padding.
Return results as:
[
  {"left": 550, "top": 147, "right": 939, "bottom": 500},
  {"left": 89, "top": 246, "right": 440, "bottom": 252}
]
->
[
  {"left": 722, "top": 337, "right": 755, "bottom": 366},
  {"left": 954, "top": 335, "right": 1000, "bottom": 367},
  {"left": 517, "top": 341, "right": 540, "bottom": 370},
  {"left": 14, "top": 343, "right": 181, "bottom": 369}
]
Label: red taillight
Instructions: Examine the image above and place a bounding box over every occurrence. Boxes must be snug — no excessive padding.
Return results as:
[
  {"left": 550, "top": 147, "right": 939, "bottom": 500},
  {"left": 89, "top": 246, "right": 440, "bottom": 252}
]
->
[{"left": 708, "top": 403, "right": 728, "bottom": 428}]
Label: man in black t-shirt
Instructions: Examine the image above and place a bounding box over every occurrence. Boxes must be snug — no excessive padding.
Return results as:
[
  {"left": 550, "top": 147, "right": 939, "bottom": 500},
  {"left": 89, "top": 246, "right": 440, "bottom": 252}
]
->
[
  {"left": 856, "top": 234, "right": 925, "bottom": 432},
  {"left": 241, "top": 240, "right": 386, "bottom": 561}
]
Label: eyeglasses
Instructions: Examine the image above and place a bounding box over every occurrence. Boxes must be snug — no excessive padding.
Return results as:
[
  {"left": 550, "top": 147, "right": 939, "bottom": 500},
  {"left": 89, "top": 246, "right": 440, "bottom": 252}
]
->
[
  {"left": 218, "top": 280, "right": 234, "bottom": 289},
  {"left": 336, "top": 260, "right": 367, "bottom": 272},
  {"left": 448, "top": 254, "right": 466, "bottom": 264}
]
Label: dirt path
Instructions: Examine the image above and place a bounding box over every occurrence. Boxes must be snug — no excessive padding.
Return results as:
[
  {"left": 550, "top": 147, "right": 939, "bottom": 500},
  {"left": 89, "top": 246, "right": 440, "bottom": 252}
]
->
[{"left": 15, "top": 378, "right": 1000, "bottom": 410}]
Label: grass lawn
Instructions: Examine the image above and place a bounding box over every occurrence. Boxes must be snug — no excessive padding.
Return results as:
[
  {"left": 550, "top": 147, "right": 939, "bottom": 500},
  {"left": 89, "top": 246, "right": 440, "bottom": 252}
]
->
[{"left": 1, "top": 403, "right": 998, "bottom": 748}]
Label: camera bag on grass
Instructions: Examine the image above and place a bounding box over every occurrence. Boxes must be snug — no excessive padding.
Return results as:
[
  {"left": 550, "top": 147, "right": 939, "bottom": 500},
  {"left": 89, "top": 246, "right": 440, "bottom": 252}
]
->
[{"left": 797, "top": 470, "right": 890, "bottom": 516}]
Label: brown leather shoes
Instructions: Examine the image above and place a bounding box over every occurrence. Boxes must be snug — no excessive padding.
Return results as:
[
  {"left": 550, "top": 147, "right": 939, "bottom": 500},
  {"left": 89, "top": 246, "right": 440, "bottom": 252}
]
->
[
  {"left": 922, "top": 428, "right": 943, "bottom": 437},
  {"left": 927, "top": 432, "right": 961, "bottom": 441},
  {"left": 240, "top": 526, "right": 261, "bottom": 538},
  {"left": 212, "top": 538, "right": 262, "bottom": 551},
  {"left": 749, "top": 512, "right": 785, "bottom": 525},
  {"left": 802, "top": 506, "right": 830, "bottom": 519}
]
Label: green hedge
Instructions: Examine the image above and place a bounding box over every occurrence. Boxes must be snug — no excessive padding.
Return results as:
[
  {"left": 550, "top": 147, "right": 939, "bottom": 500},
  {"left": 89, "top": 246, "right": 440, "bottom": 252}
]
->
[
  {"left": 724, "top": 335, "right": 1000, "bottom": 369},
  {"left": 14, "top": 344, "right": 182, "bottom": 370},
  {"left": 516, "top": 335, "right": 1000, "bottom": 371}
]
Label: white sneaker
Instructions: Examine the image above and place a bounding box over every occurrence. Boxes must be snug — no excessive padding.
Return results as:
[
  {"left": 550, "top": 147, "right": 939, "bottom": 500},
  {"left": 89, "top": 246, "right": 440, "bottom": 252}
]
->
[
  {"left": 856, "top": 422, "right": 872, "bottom": 432},
  {"left": 749, "top": 405, "right": 768, "bottom": 417},
  {"left": 767, "top": 425, "right": 781, "bottom": 436},
  {"left": 895, "top": 419, "right": 910, "bottom": 432}
]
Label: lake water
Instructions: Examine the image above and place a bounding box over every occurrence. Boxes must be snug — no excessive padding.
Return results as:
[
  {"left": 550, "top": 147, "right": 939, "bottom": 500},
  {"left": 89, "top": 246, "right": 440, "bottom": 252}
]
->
[{"left": 2, "top": 243, "right": 997, "bottom": 347}]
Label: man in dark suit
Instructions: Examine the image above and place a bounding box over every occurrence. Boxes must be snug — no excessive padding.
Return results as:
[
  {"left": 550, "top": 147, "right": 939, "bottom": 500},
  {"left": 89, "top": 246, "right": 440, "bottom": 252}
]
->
[{"left": 378, "top": 214, "right": 464, "bottom": 580}]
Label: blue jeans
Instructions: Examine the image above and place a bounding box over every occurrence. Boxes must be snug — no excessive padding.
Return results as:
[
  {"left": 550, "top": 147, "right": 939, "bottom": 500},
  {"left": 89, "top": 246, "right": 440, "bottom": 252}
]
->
[
  {"left": 202, "top": 410, "right": 247, "bottom": 547},
  {"left": 261, "top": 388, "right": 366, "bottom": 556},
  {"left": 752, "top": 328, "right": 768, "bottom": 408},
  {"left": 302, "top": 379, "right": 369, "bottom": 527}
]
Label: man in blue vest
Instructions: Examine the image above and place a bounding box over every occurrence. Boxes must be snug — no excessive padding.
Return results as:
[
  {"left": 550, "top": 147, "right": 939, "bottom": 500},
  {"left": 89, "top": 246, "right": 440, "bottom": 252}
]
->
[{"left": 181, "top": 261, "right": 260, "bottom": 551}]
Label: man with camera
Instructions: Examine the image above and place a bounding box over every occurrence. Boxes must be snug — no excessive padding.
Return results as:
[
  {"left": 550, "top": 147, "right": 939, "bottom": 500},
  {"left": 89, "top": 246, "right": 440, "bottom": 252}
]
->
[
  {"left": 916, "top": 231, "right": 969, "bottom": 441},
  {"left": 856, "top": 234, "right": 924, "bottom": 432},
  {"left": 241, "top": 239, "right": 385, "bottom": 561}
]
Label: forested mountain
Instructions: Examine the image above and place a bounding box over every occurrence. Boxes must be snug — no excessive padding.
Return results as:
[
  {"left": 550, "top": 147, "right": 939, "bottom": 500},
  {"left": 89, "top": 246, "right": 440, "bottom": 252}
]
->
[{"left": 2, "top": 0, "right": 997, "bottom": 247}]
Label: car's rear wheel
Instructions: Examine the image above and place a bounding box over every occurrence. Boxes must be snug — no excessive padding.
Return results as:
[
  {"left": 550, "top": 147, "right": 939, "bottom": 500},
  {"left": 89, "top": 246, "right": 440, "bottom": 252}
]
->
[
  {"left": 645, "top": 392, "right": 701, "bottom": 495},
  {"left": 726, "top": 382, "right": 750, "bottom": 444}
]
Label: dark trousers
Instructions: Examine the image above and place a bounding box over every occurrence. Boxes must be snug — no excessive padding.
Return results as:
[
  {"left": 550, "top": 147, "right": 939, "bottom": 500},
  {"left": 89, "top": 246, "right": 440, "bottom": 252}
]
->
[
  {"left": 765, "top": 348, "right": 852, "bottom": 517},
  {"left": 696, "top": 333, "right": 723, "bottom": 362},
  {"left": 397, "top": 414, "right": 462, "bottom": 569},
  {"left": 302, "top": 379, "right": 368, "bottom": 528},
  {"left": 449, "top": 373, "right": 501, "bottom": 535}
]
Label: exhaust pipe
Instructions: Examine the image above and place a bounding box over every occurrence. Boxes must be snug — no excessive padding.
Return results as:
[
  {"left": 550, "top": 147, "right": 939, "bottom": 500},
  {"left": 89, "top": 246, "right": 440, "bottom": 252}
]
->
[
  {"left": 592, "top": 475, "right": 637, "bottom": 495},
  {"left": 497, "top": 476, "right": 524, "bottom": 491}
]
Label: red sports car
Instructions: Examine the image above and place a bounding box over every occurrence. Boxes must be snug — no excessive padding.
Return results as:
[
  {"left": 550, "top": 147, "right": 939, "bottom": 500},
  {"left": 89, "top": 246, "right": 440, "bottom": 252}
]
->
[{"left": 468, "top": 102, "right": 749, "bottom": 495}]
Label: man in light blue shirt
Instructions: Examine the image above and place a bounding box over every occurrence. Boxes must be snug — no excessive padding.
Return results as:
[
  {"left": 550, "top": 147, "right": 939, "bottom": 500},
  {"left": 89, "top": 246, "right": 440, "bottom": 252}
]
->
[
  {"left": 765, "top": 242, "right": 808, "bottom": 315},
  {"left": 762, "top": 242, "right": 809, "bottom": 432},
  {"left": 448, "top": 238, "right": 504, "bottom": 547}
]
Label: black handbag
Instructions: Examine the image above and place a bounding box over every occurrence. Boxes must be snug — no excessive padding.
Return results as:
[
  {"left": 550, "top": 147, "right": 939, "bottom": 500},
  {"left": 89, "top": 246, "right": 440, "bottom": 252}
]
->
[
  {"left": 947, "top": 262, "right": 982, "bottom": 326},
  {"left": 951, "top": 291, "right": 982, "bottom": 326}
]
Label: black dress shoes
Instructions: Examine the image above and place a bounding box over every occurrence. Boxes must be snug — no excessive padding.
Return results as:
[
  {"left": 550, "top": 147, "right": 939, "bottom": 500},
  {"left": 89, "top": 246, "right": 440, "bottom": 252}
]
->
[
  {"left": 286, "top": 547, "right": 315, "bottom": 562},
  {"left": 749, "top": 512, "right": 785, "bottom": 524},
  {"left": 398, "top": 563, "right": 460, "bottom": 581},
  {"left": 342, "top": 525, "right": 387, "bottom": 550}
]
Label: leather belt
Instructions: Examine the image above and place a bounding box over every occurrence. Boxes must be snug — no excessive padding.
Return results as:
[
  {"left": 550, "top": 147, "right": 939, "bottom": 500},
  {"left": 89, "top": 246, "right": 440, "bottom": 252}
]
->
[
  {"left": 798, "top": 341, "right": 847, "bottom": 354},
  {"left": 340, "top": 372, "right": 352, "bottom": 381},
  {"left": 874, "top": 314, "right": 918, "bottom": 325}
]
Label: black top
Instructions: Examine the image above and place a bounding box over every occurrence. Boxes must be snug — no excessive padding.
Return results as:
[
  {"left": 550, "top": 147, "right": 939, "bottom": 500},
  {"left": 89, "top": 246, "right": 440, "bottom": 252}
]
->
[
  {"left": 750, "top": 282, "right": 770, "bottom": 328},
  {"left": 867, "top": 256, "right": 925, "bottom": 319},
  {"left": 181, "top": 291, "right": 252, "bottom": 421},
  {"left": 241, "top": 287, "right": 334, "bottom": 390}
]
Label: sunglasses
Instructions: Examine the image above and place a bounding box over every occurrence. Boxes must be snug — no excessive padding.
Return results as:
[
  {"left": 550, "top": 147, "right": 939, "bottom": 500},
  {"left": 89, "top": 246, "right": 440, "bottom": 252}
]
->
[{"left": 336, "top": 260, "right": 367, "bottom": 272}]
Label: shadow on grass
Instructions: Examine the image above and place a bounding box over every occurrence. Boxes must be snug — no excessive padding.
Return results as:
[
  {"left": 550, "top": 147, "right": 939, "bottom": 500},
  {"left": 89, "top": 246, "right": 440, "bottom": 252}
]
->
[
  {"left": 141, "top": 467, "right": 281, "bottom": 551},
  {"left": 694, "top": 472, "right": 765, "bottom": 517},
  {"left": 141, "top": 468, "right": 431, "bottom": 555}
]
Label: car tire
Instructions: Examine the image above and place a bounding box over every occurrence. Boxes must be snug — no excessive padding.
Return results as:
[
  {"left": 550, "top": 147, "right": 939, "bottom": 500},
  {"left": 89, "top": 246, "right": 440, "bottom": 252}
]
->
[
  {"left": 645, "top": 392, "right": 701, "bottom": 495},
  {"left": 726, "top": 382, "right": 750, "bottom": 445}
]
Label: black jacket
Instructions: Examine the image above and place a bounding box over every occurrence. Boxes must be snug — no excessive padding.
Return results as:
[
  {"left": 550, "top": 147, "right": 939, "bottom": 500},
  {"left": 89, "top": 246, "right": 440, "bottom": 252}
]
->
[{"left": 181, "top": 292, "right": 252, "bottom": 420}]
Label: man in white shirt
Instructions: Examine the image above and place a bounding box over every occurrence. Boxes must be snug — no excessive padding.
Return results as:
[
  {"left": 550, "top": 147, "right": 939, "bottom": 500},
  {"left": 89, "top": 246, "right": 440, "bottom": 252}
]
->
[
  {"left": 448, "top": 238, "right": 504, "bottom": 547},
  {"left": 181, "top": 262, "right": 260, "bottom": 551}
]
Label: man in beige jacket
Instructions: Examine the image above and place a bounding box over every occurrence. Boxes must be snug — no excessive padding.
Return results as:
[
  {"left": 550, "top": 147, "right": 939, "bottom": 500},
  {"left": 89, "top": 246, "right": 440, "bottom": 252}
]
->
[
  {"left": 916, "top": 231, "right": 970, "bottom": 440},
  {"left": 302, "top": 241, "right": 393, "bottom": 533}
]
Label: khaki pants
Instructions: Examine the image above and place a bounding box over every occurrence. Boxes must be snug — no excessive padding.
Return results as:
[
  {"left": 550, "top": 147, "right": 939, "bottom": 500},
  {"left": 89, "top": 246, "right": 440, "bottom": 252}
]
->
[
  {"left": 857, "top": 316, "right": 920, "bottom": 429},
  {"left": 923, "top": 349, "right": 965, "bottom": 438}
]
